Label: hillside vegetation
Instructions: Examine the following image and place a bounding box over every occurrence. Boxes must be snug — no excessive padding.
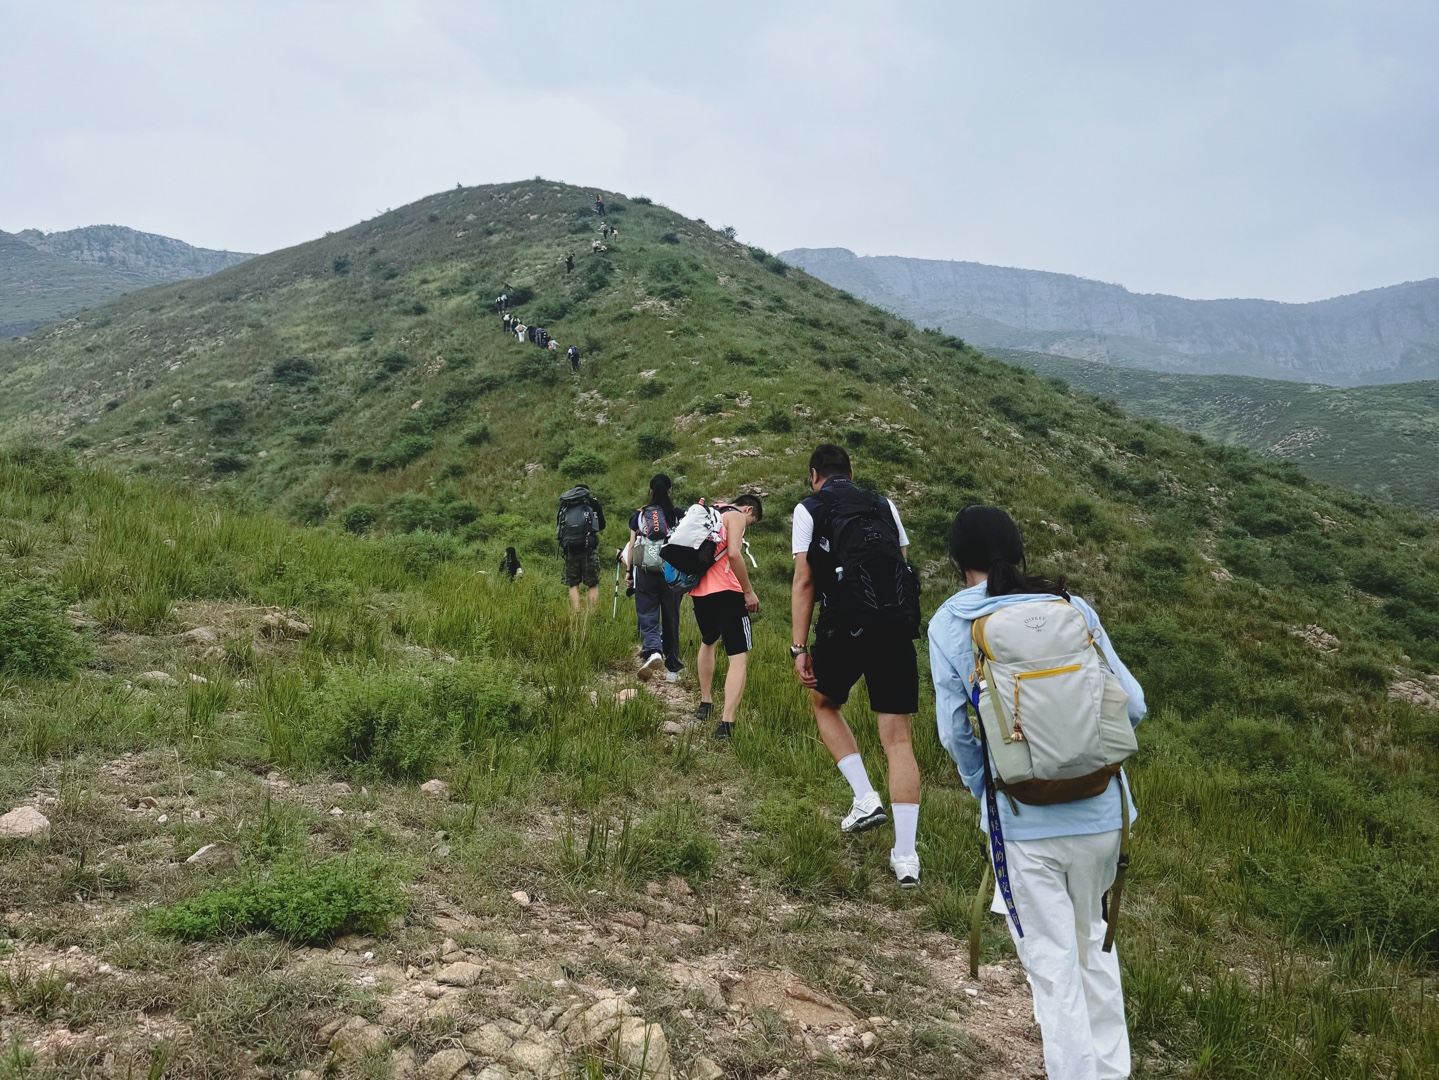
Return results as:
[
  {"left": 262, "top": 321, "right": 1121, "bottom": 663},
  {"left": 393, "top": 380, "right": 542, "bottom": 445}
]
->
[
  {"left": 782, "top": 247, "right": 1439, "bottom": 385},
  {"left": 991, "top": 348, "right": 1439, "bottom": 511},
  {"left": 1, "top": 182, "right": 1437, "bottom": 1078}
]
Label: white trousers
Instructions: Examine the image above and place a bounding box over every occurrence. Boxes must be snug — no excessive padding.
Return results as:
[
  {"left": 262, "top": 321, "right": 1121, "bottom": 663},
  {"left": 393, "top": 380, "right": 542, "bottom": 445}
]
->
[{"left": 990, "top": 830, "right": 1130, "bottom": 1080}]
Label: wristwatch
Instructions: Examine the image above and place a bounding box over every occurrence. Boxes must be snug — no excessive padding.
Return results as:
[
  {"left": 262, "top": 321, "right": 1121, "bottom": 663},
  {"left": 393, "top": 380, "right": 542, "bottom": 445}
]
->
[{"left": 789, "top": 644, "right": 808, "bottom": 658}]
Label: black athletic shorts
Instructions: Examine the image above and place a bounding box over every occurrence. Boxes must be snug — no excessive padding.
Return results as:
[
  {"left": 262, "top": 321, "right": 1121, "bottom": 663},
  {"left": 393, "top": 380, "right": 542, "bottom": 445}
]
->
[
  {"left": 691, "top": 590, "right": 752, "bottom": 655},
  {"left": 811, "top": 622, "right": 919, "bottom": 715},
  {"left": 561, "top": 547, "right": 600, "bottom": 588}
]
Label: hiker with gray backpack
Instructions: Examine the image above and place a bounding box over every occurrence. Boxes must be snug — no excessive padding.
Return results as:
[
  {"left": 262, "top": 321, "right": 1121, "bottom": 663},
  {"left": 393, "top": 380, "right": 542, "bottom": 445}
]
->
[
  {"left": 929, "top": 505, "right": 1145, "bottom": 1080},
  {"left": 556, "top": 484, "right": 606, "bottom": 612},
  {"left": 622, "top": 473, "right": 684, "bottom": 682}
]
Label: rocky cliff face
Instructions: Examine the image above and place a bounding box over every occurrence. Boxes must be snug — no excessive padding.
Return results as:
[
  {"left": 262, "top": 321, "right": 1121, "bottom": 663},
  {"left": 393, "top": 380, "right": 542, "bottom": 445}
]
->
[
  {"left": 782, "top": 247, "right": 1439, "bottom": 386},
  {"left": 17, "top": 225, "right": 253, "bottom": 288}
]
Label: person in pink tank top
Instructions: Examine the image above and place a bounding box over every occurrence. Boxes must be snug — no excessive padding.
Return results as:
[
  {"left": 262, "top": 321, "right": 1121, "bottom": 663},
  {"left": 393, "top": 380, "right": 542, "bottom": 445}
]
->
[{"left": 690, "top": 494, "right": 763, "bottom": 740}]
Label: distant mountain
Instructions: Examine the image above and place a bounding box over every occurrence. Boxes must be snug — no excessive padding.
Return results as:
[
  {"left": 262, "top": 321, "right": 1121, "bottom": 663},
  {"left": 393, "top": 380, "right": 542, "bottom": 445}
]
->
[
  {"left": 16, "top": 224, "right": 253, "bottom": 288},
  {"left": 0, "top": 230, "right": 132, "bottom": 337},
  {"left": 780, "top": 247, "right": 1439, "bottom": 386},
  {"left": 995, "top": 347, "right": 1439, "bottom": 510},
  {"left": 0, "top": 225, "right": 254, "bottom": 338}
]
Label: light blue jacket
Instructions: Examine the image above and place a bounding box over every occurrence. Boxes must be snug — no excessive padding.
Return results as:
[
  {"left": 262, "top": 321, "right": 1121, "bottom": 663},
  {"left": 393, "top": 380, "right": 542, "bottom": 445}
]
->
[{"left": 928, "top": 584, "right": 1147, "bottom": 840}]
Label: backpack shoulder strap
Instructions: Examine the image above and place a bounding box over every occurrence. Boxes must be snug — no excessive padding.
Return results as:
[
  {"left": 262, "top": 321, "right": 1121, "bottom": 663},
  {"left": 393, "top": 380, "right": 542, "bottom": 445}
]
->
[{"left": 971, "top": 613, "right": 995, "bottom": 662}]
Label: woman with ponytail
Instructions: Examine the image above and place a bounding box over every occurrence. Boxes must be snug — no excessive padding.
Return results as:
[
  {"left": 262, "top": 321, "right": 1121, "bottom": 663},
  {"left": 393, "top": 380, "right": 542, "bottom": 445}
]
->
[
  {"left": 624, "top": 474, "right": 685, "bottom": 681},
  {"left": 929, "top": 505, "right": 1146, "bottom": 1080}
]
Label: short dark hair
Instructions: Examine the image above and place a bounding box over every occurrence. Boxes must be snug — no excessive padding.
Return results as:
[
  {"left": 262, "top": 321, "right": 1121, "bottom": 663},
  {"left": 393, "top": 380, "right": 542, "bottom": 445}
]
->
[
  {"left": 808, "top": 444, "right": 852, "bottom": 480},
  {"left": 730, "top": 493, "right": 764, "bottom": 521}
]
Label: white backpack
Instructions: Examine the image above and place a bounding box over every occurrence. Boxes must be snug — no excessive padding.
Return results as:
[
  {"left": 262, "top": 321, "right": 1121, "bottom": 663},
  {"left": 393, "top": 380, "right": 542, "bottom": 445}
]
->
[{"left": 970, "top": 599, "right": 1136, "bottom": 805}]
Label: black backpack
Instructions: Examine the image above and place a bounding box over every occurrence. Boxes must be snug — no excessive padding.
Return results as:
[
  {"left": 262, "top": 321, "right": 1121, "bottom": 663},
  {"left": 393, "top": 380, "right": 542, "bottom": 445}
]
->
[
  {"left": 808, "top": 482, "right": 920, "bottom": 636},
  {"left": 557, "top": 486, "right": 599, "bottom": 552}
]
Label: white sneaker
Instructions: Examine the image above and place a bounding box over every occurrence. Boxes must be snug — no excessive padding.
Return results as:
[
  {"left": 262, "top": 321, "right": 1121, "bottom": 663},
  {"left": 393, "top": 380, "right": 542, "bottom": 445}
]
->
[
  {"left": 664, "top": 670, "right": 681, "bottom": 683},
  {"left": 840, "top": 791, "right": 887, "bottom": 834},
  {"left": 637, "top": 652, "right": 664, "bottom": 681},
  {"left": 890, "top": 850, "right": 921, "bottom": 889}
]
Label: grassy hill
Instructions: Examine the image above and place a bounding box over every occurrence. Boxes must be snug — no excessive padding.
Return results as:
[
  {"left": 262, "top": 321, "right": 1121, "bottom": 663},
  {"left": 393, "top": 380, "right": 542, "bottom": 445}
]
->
[
  {"left": 1, "top": 181, "right": 1437, "bottom": 1077},
  {"left": 990, "top": 348, "right": 1439, "bottom": 511}
]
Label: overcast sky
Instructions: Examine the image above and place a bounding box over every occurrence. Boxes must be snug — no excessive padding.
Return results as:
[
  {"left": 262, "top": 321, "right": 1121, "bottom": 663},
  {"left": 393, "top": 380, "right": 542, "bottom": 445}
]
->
[{"left": 2, "top": 1, "right": 1435, "bottom": 302}]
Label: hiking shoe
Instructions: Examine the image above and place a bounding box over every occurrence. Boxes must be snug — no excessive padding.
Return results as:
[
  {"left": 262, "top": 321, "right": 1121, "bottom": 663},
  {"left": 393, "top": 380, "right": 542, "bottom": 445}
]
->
[
  {"left": 637, "top": 652, "right": 663, "bottom": 681},
  {"left": 693, "top": 701, "right": 714, "bottom": 723},
  {"left": 890, "top": 850, "right": 921, "bottom": 889},
  {"left": 712, "top": 720, "right": 734, "bottom": 740},
  {"left": 841, "top": 791, "right": 887, "bottom": 834}
]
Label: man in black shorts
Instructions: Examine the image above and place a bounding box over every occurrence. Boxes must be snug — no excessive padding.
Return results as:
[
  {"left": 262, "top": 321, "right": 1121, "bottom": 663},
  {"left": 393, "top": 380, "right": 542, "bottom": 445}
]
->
[{"left": 790, "top": 444, "right": 923, "bottom": 887}]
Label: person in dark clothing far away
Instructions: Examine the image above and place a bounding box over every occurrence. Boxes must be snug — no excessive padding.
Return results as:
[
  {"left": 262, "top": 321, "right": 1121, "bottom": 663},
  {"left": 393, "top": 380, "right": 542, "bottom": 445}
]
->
[
  {"left": 556, "top": 484, "right": 606, "bottom": 612},
  {"left": 595, "top": 194, "right": 604, "bottom": 215},
  {"left": 499, "top": 546, "right": 523, "bottom": 580},
  {"left": 566, "top": 254, "right": 575, "bottom": 273},
  {"left": 497, "top": 293, "right": 508, "bottom": 312},
  {"left": 624, "top": 474, "right": 685, "bottom": 683},
  {"left": 502, "top": 312, "right": 512, "bottom": 334},
  {"left": 791, "top": 443, "right": 924, "bottom": 888},
  {"left": 567, "top": 344, "right": 581, "bottom": 373}
]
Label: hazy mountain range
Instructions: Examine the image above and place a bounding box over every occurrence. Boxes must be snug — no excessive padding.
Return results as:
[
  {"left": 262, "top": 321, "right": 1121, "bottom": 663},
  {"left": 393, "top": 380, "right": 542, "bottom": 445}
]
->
[
  {"left": 0, "top": 225, "right": 253, "bottom": 338},
  {"left": 781, "top": 247, "right": 1439, "bottom": 386}
]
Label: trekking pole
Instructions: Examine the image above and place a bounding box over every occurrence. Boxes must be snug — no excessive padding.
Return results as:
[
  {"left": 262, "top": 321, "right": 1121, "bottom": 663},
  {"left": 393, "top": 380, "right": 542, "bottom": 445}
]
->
[{"left": 612, "top": 552, "right": 622, "bottom": 617}]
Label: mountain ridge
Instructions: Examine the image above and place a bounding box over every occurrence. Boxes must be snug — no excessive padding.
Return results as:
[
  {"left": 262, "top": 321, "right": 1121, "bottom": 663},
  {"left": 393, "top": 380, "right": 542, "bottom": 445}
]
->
[
  {"left": 781, "top": 246, "right": 1439, "bottom": 385},
  {"left": 0, "top": 224, "right": 255, "bottom": 339},
  {"left": 16, "top": 223, "right": 254, "bottom": 287}
]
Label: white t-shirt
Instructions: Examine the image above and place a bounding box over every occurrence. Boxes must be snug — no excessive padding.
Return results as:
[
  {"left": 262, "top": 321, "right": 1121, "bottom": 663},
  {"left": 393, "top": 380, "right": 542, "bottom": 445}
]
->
[{"left": 791, "top": 496, "right": 909, "bottom": 557}]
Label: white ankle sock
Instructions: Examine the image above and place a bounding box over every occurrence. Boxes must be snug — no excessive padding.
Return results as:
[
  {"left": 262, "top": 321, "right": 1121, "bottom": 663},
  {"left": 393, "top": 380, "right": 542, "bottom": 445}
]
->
[
  {"left": 836, "top": 754, "right": 876, "bottom": 801},
  {"left": 892, "top": 802, "right": 919, "bottom": 858}
]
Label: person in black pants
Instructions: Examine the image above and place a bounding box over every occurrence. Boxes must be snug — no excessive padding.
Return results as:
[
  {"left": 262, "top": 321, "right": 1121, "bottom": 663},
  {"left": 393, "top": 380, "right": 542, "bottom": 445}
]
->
[{"left": 624, "top": 474, "right": 684, "bottom": 682}]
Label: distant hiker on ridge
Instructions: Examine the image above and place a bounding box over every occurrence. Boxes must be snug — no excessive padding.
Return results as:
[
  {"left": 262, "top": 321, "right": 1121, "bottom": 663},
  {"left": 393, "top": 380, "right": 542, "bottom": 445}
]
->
[
  {"left": 790, "top": 443, "right": 924, "bottom": 887},
  {"left": 594, "top": 194, "right": 604, "bottom": 216},
  {"left": 565, "top": 254, "right": 574, "bottom": 273},
  {"left": 567, "top": 344, "right": 581, "bottom": 373},
  {"left": 502, "top": 312, "right": 512, "bottom": 334}
]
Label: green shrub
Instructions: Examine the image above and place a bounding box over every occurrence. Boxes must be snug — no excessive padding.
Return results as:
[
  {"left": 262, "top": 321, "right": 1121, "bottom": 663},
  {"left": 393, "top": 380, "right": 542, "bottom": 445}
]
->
[
  {"left": 340, "top": 504, "right": 378, "bottom": 534},
  {"left": 559, "top": 449, "right": 607, "bottom": 477},
  {"left": 148, "top": 853, "right": 405, "bottom": 944},
  {"left": 0, "top": 585, "right": 81, "bottom": 678},
  {"left": 638, "top": 379, "right": 666, "bottom": 399},
  {"left": 374, "top": 435, "right": 432, "bottom": 471},
  {"left": 204, "top": 399, "right": 246, "bottom": 436},
  {"left": 377, "top": 531, "right": 458, "bottom": 576},
  {"left": 287, "top": 496, "right": 329, "bottom": 525},
  {"left": 211, "top": 453, "right": 248, "bottom": 475},
  {"left": 378, "top": 351, "right": 408, "bottom": 375},
  {"left": 463, "top": 424, "right": 492, "bottom": 447},
  {"left": 637, "top": 432, "right": 676, "bottom": 460},
  {"left": 271, "top": 357, "right": 316, "bottom": 385},
  {"left": 763, "top": 408, "right": 792, "bottom": 433}
]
